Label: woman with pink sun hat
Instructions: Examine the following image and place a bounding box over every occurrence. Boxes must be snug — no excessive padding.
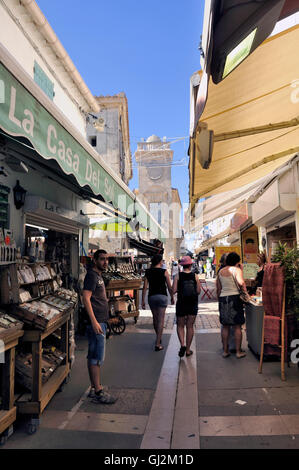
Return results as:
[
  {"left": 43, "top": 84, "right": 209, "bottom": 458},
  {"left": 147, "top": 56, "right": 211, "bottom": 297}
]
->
[{"left": 172, "top": 256, "right": 201, "bottom": 358}]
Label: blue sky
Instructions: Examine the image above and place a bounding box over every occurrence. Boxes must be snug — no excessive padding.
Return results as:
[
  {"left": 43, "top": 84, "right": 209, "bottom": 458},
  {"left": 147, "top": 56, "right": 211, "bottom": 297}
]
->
[{"left": 36, "top": 0, "right": 205, "bottom": 207}]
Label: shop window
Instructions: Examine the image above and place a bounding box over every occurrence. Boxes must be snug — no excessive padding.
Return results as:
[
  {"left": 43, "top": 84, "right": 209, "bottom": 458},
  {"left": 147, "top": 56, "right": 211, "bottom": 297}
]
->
[{"left": 34, "top": 61, "right": 55, "bottom": 100}]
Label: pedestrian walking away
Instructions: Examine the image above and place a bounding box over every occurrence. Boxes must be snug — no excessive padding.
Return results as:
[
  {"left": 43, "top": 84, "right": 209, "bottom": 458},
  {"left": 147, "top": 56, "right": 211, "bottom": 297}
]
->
[
  {"left": 142, "top": 254, "right": 174, "bottom": 351},
  {"left": 82, "top": 250, "right": 117, "bottom": 404},
  {"left": 198, "top": 259, "right": 203, "bottom": 274},
  {"left": 172, "top": 255, "right": 201, "bottom": 358},
  {"left": 206, "top": 257, "right": 212, "bottom": 279},
  {"left": 217, "top": 253, "right": 227, "bottom": 275},
  {"left": 171, "top": 260, "right": 179, "bottom": 282},
  {"left": 216, "top": 251, "right": 249, "bottom": 359}
]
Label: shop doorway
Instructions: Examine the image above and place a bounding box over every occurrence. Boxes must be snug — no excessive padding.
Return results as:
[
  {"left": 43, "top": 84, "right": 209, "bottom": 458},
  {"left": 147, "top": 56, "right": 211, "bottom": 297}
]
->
[{"left": 25, "top": 224, "right": 79, "bottom": 289}]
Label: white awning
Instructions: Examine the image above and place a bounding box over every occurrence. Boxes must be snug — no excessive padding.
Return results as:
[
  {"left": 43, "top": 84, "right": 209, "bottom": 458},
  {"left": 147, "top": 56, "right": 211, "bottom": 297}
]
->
[{"left": 192, "top": 178, "right": 266, "bottom": 231}]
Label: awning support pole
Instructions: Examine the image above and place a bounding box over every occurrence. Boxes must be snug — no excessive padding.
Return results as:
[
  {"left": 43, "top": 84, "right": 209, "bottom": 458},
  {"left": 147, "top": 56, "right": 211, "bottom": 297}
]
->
[
  {"left": 191, "top": 146, "right": 299, "bottom": 203},
  {"left": 214, "top": 118, "right": 299, "bottom": 142}
]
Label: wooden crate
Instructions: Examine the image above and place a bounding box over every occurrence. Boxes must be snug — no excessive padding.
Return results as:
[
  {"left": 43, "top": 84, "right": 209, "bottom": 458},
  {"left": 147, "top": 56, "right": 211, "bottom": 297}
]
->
[
  {"left": 11, "top": 304, "right": 65, "bottom": 331},
  {"left": 0, "top": 315, "right": 23, "bottom": 342},
  {"left": 15, "top": 349, "right": 66, "bottom": 392}
]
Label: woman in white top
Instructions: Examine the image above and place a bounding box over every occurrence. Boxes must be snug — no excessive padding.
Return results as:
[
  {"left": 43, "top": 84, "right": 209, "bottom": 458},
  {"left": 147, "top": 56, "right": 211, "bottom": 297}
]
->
[{"left": 216, "top": 252, "right": 249, "bottom": 359}]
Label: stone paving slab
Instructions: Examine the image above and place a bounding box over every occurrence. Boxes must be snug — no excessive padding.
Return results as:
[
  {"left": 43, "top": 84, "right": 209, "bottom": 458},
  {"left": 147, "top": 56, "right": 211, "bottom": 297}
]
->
[
  {"left": 80, "top": 388, "right": 154, "bottom": 415},
  {"left": 200, "top": 435, "right": 299, "bottom": 449},
  {"left": 196, "top": 332, "right": 299, "bottom": 391},
  {"left": 196, "top": 302, "right": 299, "bottom": 449},
  {"left": 3, "top": 428, "right": 142, "bottom": 449}
]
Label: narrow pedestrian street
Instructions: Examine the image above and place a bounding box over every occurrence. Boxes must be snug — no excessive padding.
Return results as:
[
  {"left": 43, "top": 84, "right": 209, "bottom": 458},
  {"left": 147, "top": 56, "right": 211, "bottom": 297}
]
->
[
  {"left": 3, "top": 280, "right": 299, "bottom": 450},
  {"left": 1, "top": 0, "right": 299, "bottom": 458}
]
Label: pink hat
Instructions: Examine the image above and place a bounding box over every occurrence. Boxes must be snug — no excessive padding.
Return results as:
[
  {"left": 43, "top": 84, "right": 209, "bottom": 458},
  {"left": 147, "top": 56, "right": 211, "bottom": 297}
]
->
[{"left": 180, "top": 256, "right": 193, "bottom": 266}]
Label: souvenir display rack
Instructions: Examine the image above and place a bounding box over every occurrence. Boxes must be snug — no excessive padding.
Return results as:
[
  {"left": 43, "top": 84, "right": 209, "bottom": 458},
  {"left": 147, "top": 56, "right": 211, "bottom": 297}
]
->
[
  {"left": 15, "top": 310, "right": 71, "bottom": 434},
  {"left": 0, "top": 313, "right": 23, "bottom": 445},
  {"left": 134, "top": 255, "right": 151, "bottom": 277},
  {"left": 0, "top": 262, "right": 77, "bottom": 435},
  {"left": 0, "top": 261, "right": 62, "bottom": 305},
  {"left": 103, "top": 256, "right": 143, "bottom": 323}
]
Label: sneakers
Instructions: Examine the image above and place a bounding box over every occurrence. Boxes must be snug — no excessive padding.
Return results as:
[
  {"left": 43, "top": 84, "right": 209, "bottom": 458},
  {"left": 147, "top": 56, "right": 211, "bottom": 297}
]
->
[
  {"left": 87, "top": 387, "right": 96, "bottom": 398},
  {"left": 88, "top": 385, "right": 108, "bottom": 398},
  {"left": 91, "top": 389, "right": 117, "bottom": 404}
]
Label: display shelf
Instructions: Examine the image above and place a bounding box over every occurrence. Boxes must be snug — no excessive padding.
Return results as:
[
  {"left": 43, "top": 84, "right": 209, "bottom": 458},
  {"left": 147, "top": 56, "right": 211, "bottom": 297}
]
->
[
  {"left": 105, "top": 279, "right": 143, "bottom": 291},
  {"left": 16, "top": 363, "right": 70, "bottom": 416},
  {"left": 120, "top": 310, "right": 139, "bottom": 319},
  {"left": 0, "top": 408, "right": 16, "bottom": 437},
  {"left": 101, "top": 256, "right": 142, "bottom": 324},
  {"left": 15, "top": 311, "right": 70, "bottom": 427},
  {"left": 0, "top": 328, "right": 24, "bottom": 444},
  {"left": 19, "top": 282, "right": 36, "bottom": 286},
  {"left": 20, "top": 310, "right": 71, "bottom": 341},
  {"left": 0, "top": 262, "right": 60, "bottom": 305}
]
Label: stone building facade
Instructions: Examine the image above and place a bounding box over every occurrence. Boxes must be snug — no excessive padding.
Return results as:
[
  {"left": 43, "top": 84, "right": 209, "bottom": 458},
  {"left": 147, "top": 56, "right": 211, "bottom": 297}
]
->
[
  {"left": 86, "top": 94, "right": 132, "bottom": 253},
  {"left": 86, "top": 93, "right": 132, "bottom": 184},
  {"left": 134, "top": 135, "right": 183, "bottom": 262}
]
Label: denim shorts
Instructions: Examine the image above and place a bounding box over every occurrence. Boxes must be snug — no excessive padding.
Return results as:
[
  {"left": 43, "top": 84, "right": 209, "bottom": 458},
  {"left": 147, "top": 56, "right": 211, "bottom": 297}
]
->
[
  {"left": 86, "top": 323, "right": 107, "bottom": 365},
  {"left": 148, "top": 294, "right": 168, "bottom": 309}
]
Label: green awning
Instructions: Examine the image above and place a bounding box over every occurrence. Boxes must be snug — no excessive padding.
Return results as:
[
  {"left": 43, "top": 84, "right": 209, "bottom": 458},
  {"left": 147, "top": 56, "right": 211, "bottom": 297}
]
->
[
  {"left": 90, "top": 217, "right": 148, "bottom": 233},
  {"left": 0, "top": 62, "right": 134, "bottom": 211},
  {"left": 0, "top": 61, "right": 165, "bottom": 240}
]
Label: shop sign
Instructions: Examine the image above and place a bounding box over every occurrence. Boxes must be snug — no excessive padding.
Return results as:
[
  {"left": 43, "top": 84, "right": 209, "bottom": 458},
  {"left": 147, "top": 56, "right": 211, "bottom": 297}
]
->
[
  {"left": 0, "top": 63, "right": 133, "bottom": 211},
  {"left": 243, "top": 263, "right": 259, "bottom": 280},
  {"left": 215, "top": 245, "right": 241, "bottom": 271},
  {"left": 242, "top": 228, "right": 259, "bottom": 264}
]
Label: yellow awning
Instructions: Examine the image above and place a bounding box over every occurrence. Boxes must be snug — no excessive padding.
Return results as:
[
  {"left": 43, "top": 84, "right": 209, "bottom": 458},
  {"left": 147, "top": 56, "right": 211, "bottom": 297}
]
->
[
  {"left": 195, "top": 227, "right": 232, "bottom": 254},
  {"left": 189, "top": 25, "right": 299, "bottom": 207}
]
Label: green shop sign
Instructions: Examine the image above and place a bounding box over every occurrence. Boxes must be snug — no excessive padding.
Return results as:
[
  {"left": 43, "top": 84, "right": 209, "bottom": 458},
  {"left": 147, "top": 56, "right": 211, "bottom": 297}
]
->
[{"left": 0, "top": 62, "right": 134, "bottom": 211}]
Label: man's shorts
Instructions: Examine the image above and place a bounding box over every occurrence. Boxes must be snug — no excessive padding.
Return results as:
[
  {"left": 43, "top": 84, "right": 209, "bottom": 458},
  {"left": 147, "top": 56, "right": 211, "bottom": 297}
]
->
[{"left": 86, "top": 323, "right": 107, "bottom": 366}]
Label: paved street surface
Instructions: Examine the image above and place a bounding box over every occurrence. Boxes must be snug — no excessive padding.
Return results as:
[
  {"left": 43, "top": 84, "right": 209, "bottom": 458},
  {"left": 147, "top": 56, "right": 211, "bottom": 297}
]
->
[{"left": 4, "top": 280, "right": 299, "bottom": 449}]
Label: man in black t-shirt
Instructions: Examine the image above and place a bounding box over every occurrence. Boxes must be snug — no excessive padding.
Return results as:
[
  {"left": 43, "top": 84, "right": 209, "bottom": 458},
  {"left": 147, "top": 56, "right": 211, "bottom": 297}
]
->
[{"left": 83, "top": 250, "right": 117, "bottom": 404}]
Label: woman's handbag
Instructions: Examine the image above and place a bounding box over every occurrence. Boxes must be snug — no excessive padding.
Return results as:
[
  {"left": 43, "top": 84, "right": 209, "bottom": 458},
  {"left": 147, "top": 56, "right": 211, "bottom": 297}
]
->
[{"left": 231, "top": 268, "right": 251, "bottom": 304}]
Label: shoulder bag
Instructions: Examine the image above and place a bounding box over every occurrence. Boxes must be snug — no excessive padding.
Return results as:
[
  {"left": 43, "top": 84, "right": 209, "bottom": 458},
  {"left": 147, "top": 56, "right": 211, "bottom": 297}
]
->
[{"left": 231, "top": 268, "right": 251, "bottom": 304}]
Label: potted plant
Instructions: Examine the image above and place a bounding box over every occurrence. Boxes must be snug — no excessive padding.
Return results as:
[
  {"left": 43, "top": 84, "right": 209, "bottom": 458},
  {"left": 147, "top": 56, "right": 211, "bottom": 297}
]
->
[{"left": 271, "top": 242, "right": 299, "bottom": 339}]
